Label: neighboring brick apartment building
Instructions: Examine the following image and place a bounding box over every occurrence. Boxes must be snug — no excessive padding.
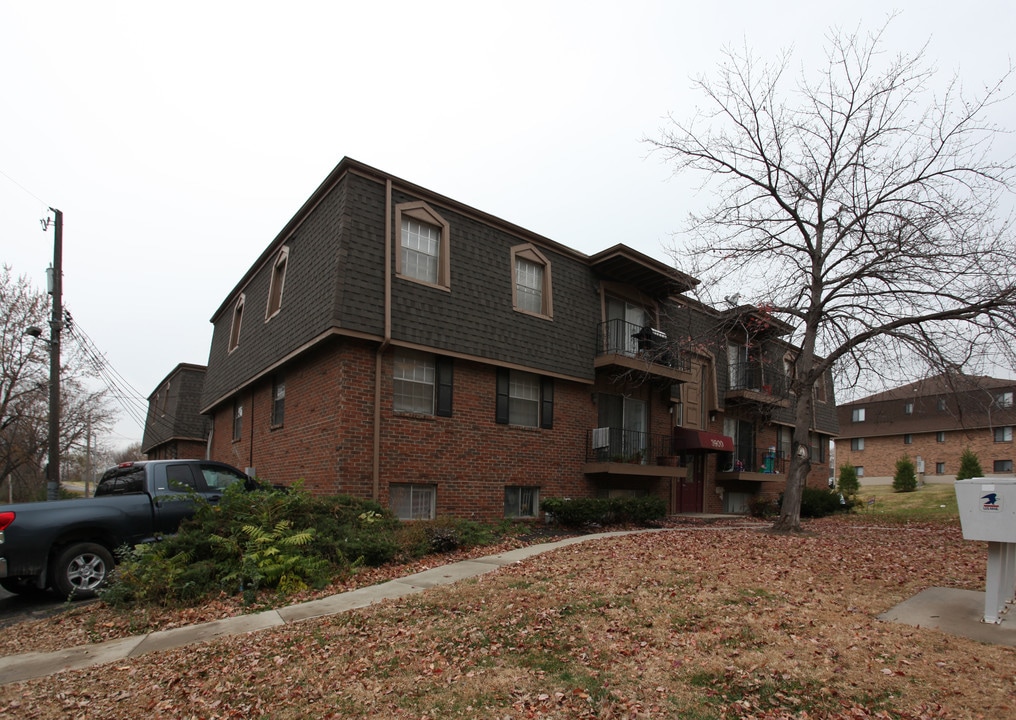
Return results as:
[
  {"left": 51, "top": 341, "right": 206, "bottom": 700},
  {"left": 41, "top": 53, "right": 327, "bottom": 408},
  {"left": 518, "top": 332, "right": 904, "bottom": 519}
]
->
[
  {"left": 146, "top": 158, "right": 837, "bottom": 521},
  {"left": 142, "top": 363, "right": 210, "bottom": 460},
  {"left": 836, "top": 374, "right": 1016, "bottom": 483}
]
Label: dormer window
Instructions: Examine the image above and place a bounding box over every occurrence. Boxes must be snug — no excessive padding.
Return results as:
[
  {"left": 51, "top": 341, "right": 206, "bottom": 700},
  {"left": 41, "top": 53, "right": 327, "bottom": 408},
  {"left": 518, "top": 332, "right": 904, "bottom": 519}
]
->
[
  {"left": 228, "top": 294, "right": 245, "bottom": 352},
  {"left": 266, "top": 246, "right": 289, "bottom": 319},
  {"left": 511, "top": 244, "right": 553, "bottom": 318},
  {"left": 396, "top": 202, "right": 450, "bottom": 289}
]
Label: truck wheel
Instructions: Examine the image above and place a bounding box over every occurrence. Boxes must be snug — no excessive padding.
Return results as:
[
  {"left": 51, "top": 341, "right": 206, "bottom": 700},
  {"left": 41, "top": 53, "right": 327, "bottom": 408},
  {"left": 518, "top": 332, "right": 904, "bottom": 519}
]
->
[{"left": 52, "top": 543, "right": 114, "bottom": 599}]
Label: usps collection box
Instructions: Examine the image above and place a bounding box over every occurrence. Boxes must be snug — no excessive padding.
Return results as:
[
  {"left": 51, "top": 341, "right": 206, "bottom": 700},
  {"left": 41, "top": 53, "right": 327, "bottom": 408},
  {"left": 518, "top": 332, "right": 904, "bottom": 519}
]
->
[{"left": 955, "top": 477, "right": 1016, "bottom": 542}]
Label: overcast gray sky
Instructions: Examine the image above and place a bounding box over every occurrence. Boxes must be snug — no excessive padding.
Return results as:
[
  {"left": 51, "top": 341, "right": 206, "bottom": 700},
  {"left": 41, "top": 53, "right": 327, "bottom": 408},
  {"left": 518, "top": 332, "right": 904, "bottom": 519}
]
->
[{"left": 2, "top": 1, "right": 1014, "bottom": 449}]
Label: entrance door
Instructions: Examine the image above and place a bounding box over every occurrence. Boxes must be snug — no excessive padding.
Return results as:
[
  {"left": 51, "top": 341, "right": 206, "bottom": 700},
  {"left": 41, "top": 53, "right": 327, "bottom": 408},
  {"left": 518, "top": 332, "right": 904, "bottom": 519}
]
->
[{"left": 674, "top": 454, "right": 704, "bottom": 513}]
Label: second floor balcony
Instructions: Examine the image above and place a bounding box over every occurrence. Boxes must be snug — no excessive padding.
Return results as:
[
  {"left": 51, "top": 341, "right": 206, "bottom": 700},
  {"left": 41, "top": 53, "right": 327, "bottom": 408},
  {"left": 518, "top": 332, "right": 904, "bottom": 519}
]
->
[
  {"left": 725, "top": 362, "right": 790, "bottom": 406},
  {"left": 595, "top": 319, "right": 692, "bottom": 383}
]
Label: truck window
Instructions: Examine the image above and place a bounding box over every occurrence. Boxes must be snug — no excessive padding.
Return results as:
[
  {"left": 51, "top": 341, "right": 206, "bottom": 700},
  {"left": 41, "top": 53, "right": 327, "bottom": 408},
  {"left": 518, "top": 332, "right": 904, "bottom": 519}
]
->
[
  {"left": 165, "top": 464, "right": 198, "bottom": 492},
  {"left": 201, "top": 464, "right": 248, "bottom": 490},
  {"left": 95, "top": 468, "right": 145, "bottom": 496}
]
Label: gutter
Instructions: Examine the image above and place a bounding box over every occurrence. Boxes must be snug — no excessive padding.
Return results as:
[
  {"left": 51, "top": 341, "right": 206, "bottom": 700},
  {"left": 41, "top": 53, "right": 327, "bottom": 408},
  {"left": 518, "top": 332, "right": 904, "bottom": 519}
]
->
[{"left": 372, "top": 179, "right": 394, "bottom": 502}]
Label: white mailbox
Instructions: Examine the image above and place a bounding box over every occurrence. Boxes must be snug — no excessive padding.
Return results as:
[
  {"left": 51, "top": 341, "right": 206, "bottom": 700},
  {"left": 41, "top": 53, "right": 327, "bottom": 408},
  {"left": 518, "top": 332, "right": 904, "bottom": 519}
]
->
[{"left": 955, "top": 478, "right": 1016, "bottom": 623}]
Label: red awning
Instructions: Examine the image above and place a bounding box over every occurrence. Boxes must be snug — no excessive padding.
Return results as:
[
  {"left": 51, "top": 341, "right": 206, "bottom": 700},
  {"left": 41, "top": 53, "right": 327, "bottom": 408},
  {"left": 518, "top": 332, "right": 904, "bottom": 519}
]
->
[{"left": 673, "top": 428, "right": 735, "bottom": 453}]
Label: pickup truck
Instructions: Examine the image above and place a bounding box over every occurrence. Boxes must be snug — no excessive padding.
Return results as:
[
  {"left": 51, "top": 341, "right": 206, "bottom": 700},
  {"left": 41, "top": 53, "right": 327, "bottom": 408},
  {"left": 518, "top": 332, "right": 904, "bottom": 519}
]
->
[{"left": 0, "top": 459, "right": 252, "bottom": 599}]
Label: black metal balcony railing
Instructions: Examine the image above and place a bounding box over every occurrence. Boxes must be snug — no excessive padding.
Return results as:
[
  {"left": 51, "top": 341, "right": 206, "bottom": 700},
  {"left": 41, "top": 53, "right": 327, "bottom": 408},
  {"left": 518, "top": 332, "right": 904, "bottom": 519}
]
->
[
  {"left": 718, "top": 447, "right": 788, "bottom": 474},
  {"left": 597, "top": 319, "right": 690, "bottom": 372},
  {"left": 586, "top": 427, "right": 686, "bottom": 466},
  {"left": 727, "top": 362, "right": 787, "bottom": 396}
]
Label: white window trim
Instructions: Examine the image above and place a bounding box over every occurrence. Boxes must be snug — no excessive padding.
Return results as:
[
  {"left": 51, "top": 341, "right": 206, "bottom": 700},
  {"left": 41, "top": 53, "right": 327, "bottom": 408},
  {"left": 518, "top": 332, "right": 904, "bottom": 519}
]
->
[
  {"left": 393, "top": 350, "right": 436, "bottom": 415},
  {"left": 390, "top": 483, "right": 437, "bottom": 520},
  {"left": 265, "top": 246, "right": 290, "bottom": 321},
  {"left": 395, "top": 201, "right": 450, "bottom": 290}
]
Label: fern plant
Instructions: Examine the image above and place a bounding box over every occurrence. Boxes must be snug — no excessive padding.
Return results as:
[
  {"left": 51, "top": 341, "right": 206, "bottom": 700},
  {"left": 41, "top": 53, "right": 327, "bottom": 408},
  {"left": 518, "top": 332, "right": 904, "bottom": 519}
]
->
[{"left": 212, "top": 520, "right": 326, "bottom": 602}]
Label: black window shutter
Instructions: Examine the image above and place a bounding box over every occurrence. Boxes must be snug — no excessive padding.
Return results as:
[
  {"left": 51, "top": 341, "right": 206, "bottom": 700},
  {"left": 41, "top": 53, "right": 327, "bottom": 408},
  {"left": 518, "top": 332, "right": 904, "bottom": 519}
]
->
[
  {"left": 540, "top": 377, "right": 554, "bottom": 429},
  {"left": 436, "top": 357, "right": 454, "bottom": 417},
  {"left": 496, "top": 367, "right": 510, "bottom": 424}
]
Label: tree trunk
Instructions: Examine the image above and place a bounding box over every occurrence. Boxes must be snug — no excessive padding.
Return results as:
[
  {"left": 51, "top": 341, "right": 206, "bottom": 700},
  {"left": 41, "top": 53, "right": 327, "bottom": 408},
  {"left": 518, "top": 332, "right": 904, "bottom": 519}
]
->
[{"left": 771, "top": 376, "right": 816, "bottom": 533}]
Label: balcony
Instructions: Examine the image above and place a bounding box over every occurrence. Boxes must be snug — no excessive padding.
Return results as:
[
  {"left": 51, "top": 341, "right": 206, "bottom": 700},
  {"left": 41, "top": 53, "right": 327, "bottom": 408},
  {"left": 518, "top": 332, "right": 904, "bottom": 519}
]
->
[
  {"left": 595, "top": 319, "right": 693, "bottom": 383},
  {"left": 715, "top": 446, "right": 789, "bottom": 481},
  {"left": 583, "top": 427, "right": 687, "bottom": 478},
  {"left": 725, "top": 362, "right": 790, "bottom": 406}
]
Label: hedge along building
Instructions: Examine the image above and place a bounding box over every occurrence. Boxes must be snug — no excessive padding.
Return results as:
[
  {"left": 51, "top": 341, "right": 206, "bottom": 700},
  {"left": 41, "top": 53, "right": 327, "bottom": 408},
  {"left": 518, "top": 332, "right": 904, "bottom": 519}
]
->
[{"left": 195, "top": 158, "right": 837, "bottom": 521}]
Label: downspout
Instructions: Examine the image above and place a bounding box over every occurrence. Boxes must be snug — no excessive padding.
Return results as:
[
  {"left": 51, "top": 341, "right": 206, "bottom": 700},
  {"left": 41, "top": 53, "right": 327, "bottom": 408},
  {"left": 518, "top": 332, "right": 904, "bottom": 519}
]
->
[{"left": 372, "top": 179, "right": 393, "bottom": 501}]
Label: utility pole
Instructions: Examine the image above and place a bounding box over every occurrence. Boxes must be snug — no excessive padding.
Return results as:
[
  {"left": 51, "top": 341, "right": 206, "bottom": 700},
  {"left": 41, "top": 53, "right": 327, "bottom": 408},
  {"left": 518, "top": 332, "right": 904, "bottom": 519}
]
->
[{"left": 45, "top": 208, "right": 63, "bottom": 501}]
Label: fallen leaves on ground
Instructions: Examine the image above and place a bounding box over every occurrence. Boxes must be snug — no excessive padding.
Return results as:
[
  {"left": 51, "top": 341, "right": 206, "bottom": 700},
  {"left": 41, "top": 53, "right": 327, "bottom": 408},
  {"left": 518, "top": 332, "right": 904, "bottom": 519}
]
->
[{"left": 1, "top": 516, "right": 1012, "bottom": 719}]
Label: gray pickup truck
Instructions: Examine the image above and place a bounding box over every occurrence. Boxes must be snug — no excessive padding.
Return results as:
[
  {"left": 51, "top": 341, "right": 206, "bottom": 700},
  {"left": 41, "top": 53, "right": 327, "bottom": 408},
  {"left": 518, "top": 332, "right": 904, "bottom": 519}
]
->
[{"left": 0, "top": 459, "right": 252, "bottom": 599}]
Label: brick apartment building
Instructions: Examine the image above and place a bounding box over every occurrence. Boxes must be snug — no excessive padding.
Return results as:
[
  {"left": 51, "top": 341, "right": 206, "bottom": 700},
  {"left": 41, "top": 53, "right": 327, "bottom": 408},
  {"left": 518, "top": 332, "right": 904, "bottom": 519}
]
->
[
  {"left": 142, "top": 363, "right": 209, "bottom": 460},
  {"left": 145, "top": 158, "right": 838, "bottom": 521},
  {"left": 836, "top": 374, "right": 1016, "bottom": 483}
]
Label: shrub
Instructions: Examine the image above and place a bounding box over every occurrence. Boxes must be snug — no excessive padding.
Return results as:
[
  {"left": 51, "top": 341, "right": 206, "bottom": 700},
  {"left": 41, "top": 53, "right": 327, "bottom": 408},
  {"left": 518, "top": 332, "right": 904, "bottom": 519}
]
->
[
  {"left": 102, "top": 484, "right": 400, "bottom": 607},
  {"left": 747, "top": 496, "right": 778, "bottom": 518},
  {"left": 779, "top": 487, "right": 845, "bottom": 518},
  {"left": 837, "top": 464, "right": 860, "bottom": 501},
  {"left": 394, "top": 517, "right": 498, "bottom": 559},
  {"left": 955, "top": 448, "right": 983, "bottom": 480},
  {"left": 540, "top": 496, "right": 666, "bottom": 527},
  {"left": 893, "top": 456, "right": 918, "bottom": 492}
]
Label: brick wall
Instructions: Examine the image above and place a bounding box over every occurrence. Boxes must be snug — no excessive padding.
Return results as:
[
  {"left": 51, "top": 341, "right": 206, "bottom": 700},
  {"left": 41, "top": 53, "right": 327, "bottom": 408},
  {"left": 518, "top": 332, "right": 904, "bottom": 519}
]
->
[{"left": 837, "top": 429, "right": 1013, "bottom": 481}]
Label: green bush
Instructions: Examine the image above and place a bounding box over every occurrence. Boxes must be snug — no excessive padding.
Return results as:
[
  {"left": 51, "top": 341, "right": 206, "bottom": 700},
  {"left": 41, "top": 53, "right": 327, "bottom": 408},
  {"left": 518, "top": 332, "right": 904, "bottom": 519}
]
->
[
  {"left": 892, "top": 456, "right": 918, "bottom": 492},
  {"left": 955, "top": 448, "right": 983, "bottom": 481},
  {"left": 102, "top": 484, "right": 399, "bottom": 607},
  {"left": 779, "top": 487, "right": 845, "bottom": 518},
  {"left": 540, "top": 496, "right": 666, "bottom": 527},
  {"left": 837, "top": 464, "right": 860, "bottom": 501},
  {"left": 747, "top": 496, "right": 779, "bottom": 518},
  {"left": 394, "top": 517, "right": 499, "bottom": 558}
]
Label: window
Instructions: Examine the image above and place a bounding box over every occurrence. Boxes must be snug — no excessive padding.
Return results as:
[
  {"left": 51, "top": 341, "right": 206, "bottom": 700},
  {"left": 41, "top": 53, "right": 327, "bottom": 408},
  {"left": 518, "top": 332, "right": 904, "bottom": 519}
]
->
[
  {"left": 504, "top": 486, "right": 539, "bottom": 518},
  {"left": 393, "top": 350, "right": 453, "bottom": 416},
  {"left": 855, "top": 466, "right": 865, "bottom": 477},
  {"left": 266, "top": 246, "right": 289, "bottom": 319},
  {"left": 993, "top": 459, "right": 1013, "bottom": 473},
  {"left": 271, "top": 377, "right": 285, "bottom": 426},
  {"left": 936, "top": 431, "right": 946, "bottom": 443},
  {"left": 228, "top": 294, "right": 245, "bottom": 352},
  {"left": 201, "top": 464, "right": 250, "bottom": 491},
  {"left": 165, "top": 464, "right": 199, "bottom": 492},
  {"left": 496, "top": 368, "right": 553, "bottom": 428},
  {"left": 396, "top": 202, "right": 450, "bottom": 288},
  {"left": 936, "top": 462, "right": 946, "bottom": 474},
  {"left": 511, "top": 244, "right": 553, "bottom": 317},
  {"left": 995, "top": 426, "right": 1013, "bottom": 442},
  {"left": 937, "top": 397, "right": 947, "bottom": 411},
  {"left": 232, "top": 401, "right": 243, "bottom": 442},
  {"left": 390, "top": 483, "right": 436, "bottom": 520},
  {"left": 997, "top": 391, "right": 1014, "bottom": 408},
  {"left": 904, "top": 401, "right": 913, "bottom": 415},
  {"left": 811, "top": 433, "right": 826, "bottom": 462},
  {"left": 903, "top": 434, "right": 912, "bottom": 444},
  {"left": 851, "top": 408, "right": 865, "bottom": 422},
  {"left": 851, "top": 437, "right": 864, "bottom": 451}
]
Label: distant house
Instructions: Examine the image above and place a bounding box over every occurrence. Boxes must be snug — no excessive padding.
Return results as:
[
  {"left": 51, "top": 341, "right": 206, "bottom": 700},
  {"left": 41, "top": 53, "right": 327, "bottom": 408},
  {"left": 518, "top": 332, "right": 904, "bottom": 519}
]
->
[
  {"left": 183, "top": 157, "right": 836, "bottom": 520},
  {"left": 142, "top": 363, "right": 209, "bottom": 460},
  {"left": 836, "top": 373, "right": 1016, "bottom": 483}
]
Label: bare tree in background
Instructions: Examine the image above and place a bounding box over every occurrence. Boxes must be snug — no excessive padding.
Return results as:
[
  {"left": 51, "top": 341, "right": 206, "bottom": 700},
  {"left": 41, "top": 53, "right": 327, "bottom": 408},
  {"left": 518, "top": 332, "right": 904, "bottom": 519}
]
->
[
  {"left": 649, "top": 24, "right": 1016, "bottom": 532},
  {"left": 0, "top": 266, "right": 114, "bottom": 501}
]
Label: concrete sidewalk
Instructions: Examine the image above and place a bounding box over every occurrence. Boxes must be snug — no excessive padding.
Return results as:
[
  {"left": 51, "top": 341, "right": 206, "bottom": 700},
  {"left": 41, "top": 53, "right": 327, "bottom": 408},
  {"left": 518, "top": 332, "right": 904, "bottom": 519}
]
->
[
  {"left": 2, "top": 525, "right": 1013, "bottom": 685},
  {"left": 0, "top": 531, "right": 636, "bottom": 685}
]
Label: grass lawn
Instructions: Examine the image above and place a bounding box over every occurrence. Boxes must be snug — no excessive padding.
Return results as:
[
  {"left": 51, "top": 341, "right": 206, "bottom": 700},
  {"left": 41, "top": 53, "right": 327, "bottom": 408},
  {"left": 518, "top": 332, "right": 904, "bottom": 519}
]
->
[
  {"left": 1, "top": 492, "right": 1012, "bottom": 719},
  {"left": 855, "top": 483, "right": 960, "bottom": 523}
]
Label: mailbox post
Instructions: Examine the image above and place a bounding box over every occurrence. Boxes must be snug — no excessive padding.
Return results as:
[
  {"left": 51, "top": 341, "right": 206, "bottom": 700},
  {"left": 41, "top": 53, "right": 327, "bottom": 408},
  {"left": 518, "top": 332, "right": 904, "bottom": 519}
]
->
[{"left": 955, "top": 478, "right": 1016, "bottom": 623}]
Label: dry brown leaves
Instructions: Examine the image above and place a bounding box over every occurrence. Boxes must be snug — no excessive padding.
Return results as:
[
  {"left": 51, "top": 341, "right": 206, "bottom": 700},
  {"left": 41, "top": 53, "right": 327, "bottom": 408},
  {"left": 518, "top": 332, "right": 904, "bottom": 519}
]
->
[{"left": 1, "top": 517, "right": 1013, "bottom": 719}]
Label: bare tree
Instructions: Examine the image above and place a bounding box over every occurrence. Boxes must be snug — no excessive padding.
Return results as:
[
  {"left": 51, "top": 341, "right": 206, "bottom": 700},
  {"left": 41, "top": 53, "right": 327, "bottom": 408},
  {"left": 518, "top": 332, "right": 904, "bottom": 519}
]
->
[
  {"left": 0, "top": 266, "right": 115, "bottom": 501},
  {"left": 649, "top": 24, "right": 1016, "bottom": 532}
]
